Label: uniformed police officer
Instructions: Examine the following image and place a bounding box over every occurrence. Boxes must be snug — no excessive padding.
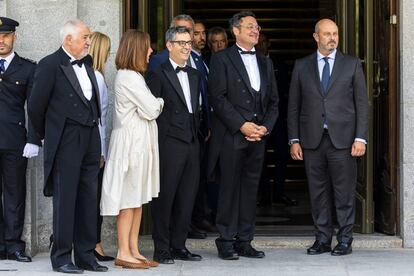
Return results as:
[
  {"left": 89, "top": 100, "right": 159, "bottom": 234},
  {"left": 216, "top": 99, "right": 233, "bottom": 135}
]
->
[{"left": 0, "top": 16, "right": 41, "bottom": 262}]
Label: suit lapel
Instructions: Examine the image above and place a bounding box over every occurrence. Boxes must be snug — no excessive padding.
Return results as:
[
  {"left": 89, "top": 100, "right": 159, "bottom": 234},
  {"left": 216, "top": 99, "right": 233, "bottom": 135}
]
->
[
  {"left": 162, "top": 62, "right": 188, "bottom": 109},
  {"left": 227, "top": 45, "right": 254, "bottom": 95},
  {"left": 257, "top": 54, "right": 268, "bottom": 100},
  {"left": 85, "top": 62, "right": 101, "bottom": 116},
  {"left": 3, "top": 54, "right": 22, "bottom": 76},
  {"left": 308, "top": 53, "right": 324, "bottom": 96},
  {"left": 188, "top": 69, "right": 199, "bottom": 114},
  {"left": 326, "top": 51, "right": 344, "bottom": 92},
  {"left": 58, "top": 48, "right": 89, "bottom": 107}
]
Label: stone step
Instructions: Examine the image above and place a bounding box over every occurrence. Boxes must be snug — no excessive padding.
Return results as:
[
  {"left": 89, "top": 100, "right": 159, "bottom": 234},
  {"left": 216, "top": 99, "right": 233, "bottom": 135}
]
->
[{"left": 133, "top": 234, "right": 402, "bottom": 251}]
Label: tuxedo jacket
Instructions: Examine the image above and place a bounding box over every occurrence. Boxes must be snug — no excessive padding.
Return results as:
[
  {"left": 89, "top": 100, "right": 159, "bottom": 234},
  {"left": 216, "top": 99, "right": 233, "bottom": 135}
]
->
[
  {"left": 146, "top": 60, "right": 201, "bottom": 144},
  {"left": 287, "top": 51, "right": 369, "bottom": 149},
  {"left": 0, "top": 53, "right": 41, "bottom": 150},
  {"left": 207, "top": 44, "right": 279, "bottom": 174},
  {"left": 28, "top": 47, "right": 101, "bottom": 196}
]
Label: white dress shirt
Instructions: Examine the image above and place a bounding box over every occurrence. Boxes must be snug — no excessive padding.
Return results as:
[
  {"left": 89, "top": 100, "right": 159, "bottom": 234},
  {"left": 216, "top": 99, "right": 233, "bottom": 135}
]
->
[
  {"left": 170, "top": 58, "right": 193, "bottom": 113},
  {"left": 236, "top": 43, "right": 261, "bottom": 91},
  {"left": 62, "top": 46, "right": 93, "bottom": 100}
]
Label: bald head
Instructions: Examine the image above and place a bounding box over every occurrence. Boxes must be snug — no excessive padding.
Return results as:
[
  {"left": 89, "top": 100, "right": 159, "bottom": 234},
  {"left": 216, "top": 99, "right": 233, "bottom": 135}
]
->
[{"left": 313, "top": 19, "right": 338, "bottom": 56}]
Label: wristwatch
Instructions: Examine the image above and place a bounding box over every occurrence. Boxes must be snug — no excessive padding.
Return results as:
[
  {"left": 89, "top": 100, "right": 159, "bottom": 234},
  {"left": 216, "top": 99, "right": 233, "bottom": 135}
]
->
[{"left": 288, "top": 140, "right": 299, "bottom": 146}]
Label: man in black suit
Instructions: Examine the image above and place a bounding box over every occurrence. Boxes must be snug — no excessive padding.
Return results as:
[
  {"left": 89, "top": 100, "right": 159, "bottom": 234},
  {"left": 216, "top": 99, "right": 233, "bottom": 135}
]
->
[
  {"left": 288, "top": 19, "right": 369, "bottom": 256},
  {"left": 146, "top": 26, "right": 202, "bottom": 264},
  {"left": 0, "top": 17, "right": 41, "bottom": 263},
  {"left": 208, "top": 11, "right": 279, "bottom": 260},
  {"left": 28, "top": 20, "right": 107, "bottom": 273}
]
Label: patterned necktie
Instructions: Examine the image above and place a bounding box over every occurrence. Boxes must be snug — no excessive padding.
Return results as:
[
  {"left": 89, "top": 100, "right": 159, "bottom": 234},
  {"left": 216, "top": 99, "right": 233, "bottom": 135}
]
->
[
  {"left": 321, "top": 57, "right": 330, "bottom": 93},
  {"left": 0, "top": 59, "right": 6, "bottom": 74}
]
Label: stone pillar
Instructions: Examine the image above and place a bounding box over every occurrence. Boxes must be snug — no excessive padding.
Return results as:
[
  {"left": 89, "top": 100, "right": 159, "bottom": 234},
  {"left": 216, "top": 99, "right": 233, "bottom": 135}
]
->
[
  {"left": 2, "top": 0, "right": 122, "bottom": 255},
  {"left": 400, "top": 0, "right": 414, "bottom": 248}
]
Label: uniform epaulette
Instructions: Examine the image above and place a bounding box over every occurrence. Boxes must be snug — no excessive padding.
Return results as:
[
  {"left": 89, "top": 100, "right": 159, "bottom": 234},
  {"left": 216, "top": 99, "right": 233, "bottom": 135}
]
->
[{"left": 20, "top": 56, "right": 37, "bottom": 64}]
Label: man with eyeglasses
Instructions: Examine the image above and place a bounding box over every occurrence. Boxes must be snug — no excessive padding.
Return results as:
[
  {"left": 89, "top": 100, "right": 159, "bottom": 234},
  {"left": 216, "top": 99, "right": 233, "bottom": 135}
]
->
[
  {"left": 146, "top": 26, "right": 202, "bottom": 264},
  {"left": 208, "top": 11, "right": 279, "bottom": 260}
]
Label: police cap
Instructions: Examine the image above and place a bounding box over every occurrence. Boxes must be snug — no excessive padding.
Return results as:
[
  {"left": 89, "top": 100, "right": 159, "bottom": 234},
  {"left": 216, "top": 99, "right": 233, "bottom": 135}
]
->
[{"left": 0, "top": 17, "right": 19, "bottom": 33}]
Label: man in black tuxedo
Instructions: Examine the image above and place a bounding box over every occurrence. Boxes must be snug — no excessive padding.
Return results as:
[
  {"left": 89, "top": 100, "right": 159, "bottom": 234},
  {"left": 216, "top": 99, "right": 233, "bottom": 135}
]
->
[
  {"left": 146, "top": 26, "right": 202, "bottom": 264},
  {"left": 0, "top": 16, "right": 41, "bottom": 262},
  {"left": 208, "top": 11, "right": 279, "bottom": 260},
  {"left": 28, "top": 20, "right": 107, "bottom": 273},
  {"left": 288, "top": 19, "right": 369, "bottom": 256}
]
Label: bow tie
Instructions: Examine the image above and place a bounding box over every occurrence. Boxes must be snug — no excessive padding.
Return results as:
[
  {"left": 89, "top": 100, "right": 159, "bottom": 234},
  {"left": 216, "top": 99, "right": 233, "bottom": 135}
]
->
[
  {"left": 71, "top": 59, "right": 84, "bottom": 67},
  {"left": 237, "top": 46, "right": 256, "bottom": 55},
  {"left": 175, "top": 66, "right": 189, "bottom": 73}
]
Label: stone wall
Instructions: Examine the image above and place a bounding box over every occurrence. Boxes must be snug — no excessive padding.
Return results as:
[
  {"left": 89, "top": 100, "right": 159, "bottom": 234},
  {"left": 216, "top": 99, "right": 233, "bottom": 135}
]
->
[
  {"left": 400, "top": 0, "right": 414, "bottom": 248},
  {"left": 0, "top": 0, "right": 121, "bottom": 255}
]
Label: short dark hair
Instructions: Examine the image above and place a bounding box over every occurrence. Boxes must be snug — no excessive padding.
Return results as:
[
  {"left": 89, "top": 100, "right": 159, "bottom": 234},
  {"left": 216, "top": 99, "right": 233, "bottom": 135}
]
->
[
  {"left": 165, "top": 26, "right": 190, "bottom": 42},
  {"left": 229, "top": 11, "right": 256, "bottom": 30}
]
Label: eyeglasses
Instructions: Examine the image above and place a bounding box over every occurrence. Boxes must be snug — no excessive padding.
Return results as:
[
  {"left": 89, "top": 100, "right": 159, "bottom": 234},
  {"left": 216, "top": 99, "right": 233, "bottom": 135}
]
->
[
  {"left": 171, "top": 40, "right": 193, "bottom": 47},
  {"left": 239, "top": 24, "right": 261, "bottom": 32}
]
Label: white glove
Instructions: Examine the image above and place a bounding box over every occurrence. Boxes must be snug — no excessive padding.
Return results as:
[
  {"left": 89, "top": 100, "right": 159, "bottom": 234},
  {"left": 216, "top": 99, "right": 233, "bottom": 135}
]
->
[{"left": 22, "top": 143, "right": 40, "bottom": 158}]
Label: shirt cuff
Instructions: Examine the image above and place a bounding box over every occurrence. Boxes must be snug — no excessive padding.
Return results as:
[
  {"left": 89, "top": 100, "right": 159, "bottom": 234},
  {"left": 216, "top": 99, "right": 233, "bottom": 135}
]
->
[{"left": 354, "top": 138, "right": 367, "bottom": 144}]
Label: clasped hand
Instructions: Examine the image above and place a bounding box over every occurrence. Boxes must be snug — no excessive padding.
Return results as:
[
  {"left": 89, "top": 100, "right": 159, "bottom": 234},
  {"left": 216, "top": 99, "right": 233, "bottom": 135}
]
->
[{"left": 240, "top": 122, "right": 267, "bottom": 141}]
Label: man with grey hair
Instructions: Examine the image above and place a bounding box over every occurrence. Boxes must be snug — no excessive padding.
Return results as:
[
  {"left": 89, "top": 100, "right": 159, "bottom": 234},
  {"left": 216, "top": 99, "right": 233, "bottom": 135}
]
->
[
  {"left": 148, "top": 14, "right": 194, "bottom": 71},
  {"left": 28, "top": 19, "right": 108, "bottom": 273},
  {"left": 208, "top": 11, "right": 278, "bottom": 260},
  {"left": 146, "top": 26, "right": 202, "bottom": 264},
  {"left": 205, "top": 26, "right": 228, "bottom": 66}
]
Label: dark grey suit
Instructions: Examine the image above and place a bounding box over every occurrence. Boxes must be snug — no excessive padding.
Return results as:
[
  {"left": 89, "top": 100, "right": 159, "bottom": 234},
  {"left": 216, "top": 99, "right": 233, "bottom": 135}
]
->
[
  {"left": 287, "top": 51, "right": 368, "bottom": 243},
  {"left": 208, "top": 45, "right": 278, "bottom": 246}
]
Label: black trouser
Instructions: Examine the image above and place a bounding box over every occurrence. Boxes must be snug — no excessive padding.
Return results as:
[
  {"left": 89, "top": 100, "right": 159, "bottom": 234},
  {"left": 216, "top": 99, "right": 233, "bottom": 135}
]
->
[
  {"left": 216, "top": 132, "right": 266, "bottom": 244},
  {"left": 96, "top": 166, "right": 104, "bottom": 244},
  {"left": 151, "top": 136, "right": 200, "bottom": 251},
  {"left": 0, "top": 149, "right": 27, "bottom": 254},
  {"left": 50, "top": 123, "right": 101, "bottom": 268},
  {"left": 303, "top": 133, "right": 357, "bottom": 244}
]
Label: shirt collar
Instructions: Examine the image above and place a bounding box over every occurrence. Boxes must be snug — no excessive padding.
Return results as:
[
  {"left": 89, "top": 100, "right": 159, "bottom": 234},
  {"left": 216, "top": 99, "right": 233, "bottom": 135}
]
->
[
  {"left": 191, "top": 49, "right": 202, "bottom": 57},
  {"left": 62, "top": 46, "right": 77, "bottom": 62},
  {"left": 1, "top": 52, "right": 15, "bottom": 64},
  {"left": 317, "top": 49, "right": 337, "bottom": 61},
  {"left": 169, "top": 58, "right": 186, "bottom": 70},
  {"left": 236, "top": 43, "right": 256, "bottom": 53}
]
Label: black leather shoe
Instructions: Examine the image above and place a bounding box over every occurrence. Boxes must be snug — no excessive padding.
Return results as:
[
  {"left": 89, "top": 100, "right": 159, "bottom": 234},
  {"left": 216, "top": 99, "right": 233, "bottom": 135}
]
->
[
  {"left": 234, "top": 243, "right": 265, "bottom": 258},
  {"left": 53, "top": 263, "right": 84, "bottom": 274},
  {"left": 215, "top": 239, "right": 239, "bottom": 260},
  {"left": 170, "top": 248, "right": 202, "bottom": 261},
  {"left": 0, "top": 251, "right": 6, "bottom": 260},
  {"left": 187, "top": 226, "right": 207, "bottom": 239},
  {"left": 94, "top": 250, "right": 115, "bottom": 262},
  {"left": 153, "top": 249, "right": 174, "bottom": 264},
  {"left": 7, "top": 250, "right": 32, "bottom": 262},
  {"left": 331, "top": 242, "right": 352, "bottom": 256},
  {"left": 307, "top": 241, "right": 331, "bottom": 255},
  {"left": 77, "top": 261, "right": 108, "bottom": 272}
]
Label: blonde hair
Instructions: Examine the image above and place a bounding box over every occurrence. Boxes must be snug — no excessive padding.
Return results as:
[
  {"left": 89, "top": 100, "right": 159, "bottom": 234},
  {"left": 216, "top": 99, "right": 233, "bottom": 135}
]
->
[
  {"left": 89, "top": 32, "right": 111, "bottom": 74},
  {"left": 115, "top": 29, "right": 150, "bottom": 73}
]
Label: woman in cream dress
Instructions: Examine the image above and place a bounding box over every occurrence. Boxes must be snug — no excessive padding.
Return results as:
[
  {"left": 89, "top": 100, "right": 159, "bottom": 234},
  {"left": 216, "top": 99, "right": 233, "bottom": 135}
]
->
[{"left": 100, "top": 30, "right": 163, "bottom": 269}]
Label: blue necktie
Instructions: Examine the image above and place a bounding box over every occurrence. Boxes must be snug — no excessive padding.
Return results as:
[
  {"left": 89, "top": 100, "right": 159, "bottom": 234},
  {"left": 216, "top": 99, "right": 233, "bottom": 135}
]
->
[
  {"left": 321, "top": 57, "right": 330, "bottom": 93},
  {"left": 0, "top": 59, "right": 6, "bottom": 74}
]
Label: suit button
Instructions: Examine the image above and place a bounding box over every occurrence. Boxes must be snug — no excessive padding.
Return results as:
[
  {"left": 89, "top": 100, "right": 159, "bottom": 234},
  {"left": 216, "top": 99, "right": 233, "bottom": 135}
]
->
[
  {"left": 18, "top": 122, "right": 22, "bottom": 125},
  {"left": 237, "top": 79, "right": 241, "bottom": 82},
  {"left": 15, "top": 81, "right": 20, "bottom": 85},
  {"left": 93, "top": 120, "right": 96, "bottom": 123},
  {"left": 73, "top": 103, "right": 78, "bottom": 107},
  {"left": 246, "top": 100, "right": 251, "bottom": 104},
  {"left": 69, "top": 93, "right": 73, "bottom": 97},
  {"left": 175, "top": 110, "right": 179, "bottom": 114},
  {"left": 242, "top": 89, "right": 246, "bottom": 93}
]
